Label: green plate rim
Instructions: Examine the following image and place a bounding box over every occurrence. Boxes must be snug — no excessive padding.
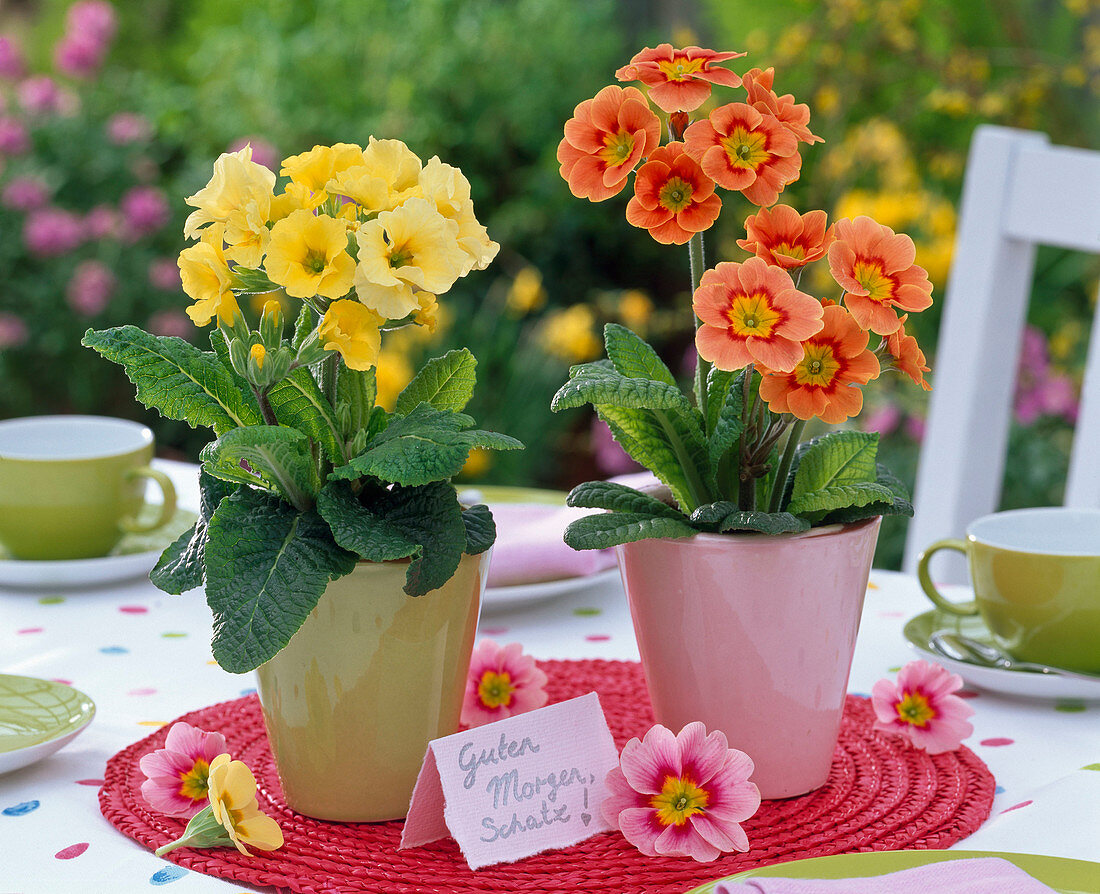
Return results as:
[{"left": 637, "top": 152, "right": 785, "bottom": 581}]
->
[
  {"left": 684, "top": 849, "right": 1100, "bottom": 893},
  {"left": 0, "top": 673, "right": 96, "bottom": 754}
]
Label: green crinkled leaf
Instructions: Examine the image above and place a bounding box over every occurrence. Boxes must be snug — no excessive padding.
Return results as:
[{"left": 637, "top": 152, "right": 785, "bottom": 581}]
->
[
  {"left": 394, "top": 348, "right": 477, "bottom": 415},
  {"left": 563, "top": 511, "right": 697, "bottom": 550},
  {"left": 204, "top": 487, "right": 357, "bottom": 673},
  {"left": 790, "top": 431, "right": 880, "bottom": 501},
  {"left": 331, "top": 404, "right": 521, "bottom": 487},
  {"left": 384, "top": 482, "right": 468, "bottom": 596},
  {"left": 596, "top": 403, "right": 711, "bottom": 512},
  {"left": 551, "top": 368, "right": 690, "bottom": 413},
  {"left": 707, "top": 367, "right": 745, "bottom": 470},
  {"left": 460, "top": 504, "right": 496, "bottom": 555},
  {"left": 705, "top": 367, "right": 736, "bottom": 435},
  {"left": 268, "top": 367, "right": 346, "bottom": 464},
  {"left": 316, "top": 482, "right": 419, "bottom": 561},
  {"left": 603, "top": 323, "right": 676, "bottom": 385},
  {"left": 820, "top": 464, "right": 914, "bottom": 524},
  {"left": 336, "top": 366, "right": 376, "bottom": 436},
  {"left": 209, "top": 328, "right": 234, "bottom": 374},
  {"left": 200, "top": 425, "right": 319, "bottom": 510},
  {"left": 688, "top": 502, "right": 810, "bottom": 534},
  {"left": 82, "top": 326, "right": 262, "bottom": 435},
  {"left": 566, "top": 480, "right": 684, "bottom": 519},
  {"left": 150, "top": 472, "right": 237, "bottom": 594},
  {"left": 291, "top": 304, "right": 315, "bottom": 352},
  {"left": 787, "top": 481, "right": 896, "bottom": 517}
]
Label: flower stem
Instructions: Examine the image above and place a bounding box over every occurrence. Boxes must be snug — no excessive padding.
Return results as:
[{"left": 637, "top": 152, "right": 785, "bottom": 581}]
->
[
  {"left": 320, "top": 352, "right": 338, "bottom": 408},
  {"left": 689, "top": 232, "right": 709, "bottom": 412},
  {"left": 254, "top": 387, "right": 278, "bottom": 425},
  {"left": 768, "top": 418, "right": 806, "bottom": 513}
]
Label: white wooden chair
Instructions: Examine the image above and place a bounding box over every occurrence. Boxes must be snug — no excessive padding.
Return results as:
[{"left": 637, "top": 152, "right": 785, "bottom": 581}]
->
[{"left": 902, "top": 125, "right": 1100, "bottom": 582}]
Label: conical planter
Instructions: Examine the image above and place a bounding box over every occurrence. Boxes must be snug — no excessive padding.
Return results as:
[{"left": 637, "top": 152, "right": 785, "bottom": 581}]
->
[
  {"left": 615, "top": 516, "right": 881, "bottom": 800},
  {"left": 255, "top": 552, "right": 489, "bottom": 821}
]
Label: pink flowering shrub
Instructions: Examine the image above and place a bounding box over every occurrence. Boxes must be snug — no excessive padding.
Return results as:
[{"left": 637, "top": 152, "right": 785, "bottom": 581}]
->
[{"left": 0, "top": 1, "right": 192, "bottom": 431}]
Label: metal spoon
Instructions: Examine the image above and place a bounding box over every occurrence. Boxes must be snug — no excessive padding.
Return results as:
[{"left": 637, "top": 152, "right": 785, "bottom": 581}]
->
[{"left": 928, "top": 631, "right": 1100, "bottom": 682}]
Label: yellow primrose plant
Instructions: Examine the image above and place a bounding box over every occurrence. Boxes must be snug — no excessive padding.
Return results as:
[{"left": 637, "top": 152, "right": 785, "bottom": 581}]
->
[{"left": 84, "top": 141, "right": 521, "bottom": 673}]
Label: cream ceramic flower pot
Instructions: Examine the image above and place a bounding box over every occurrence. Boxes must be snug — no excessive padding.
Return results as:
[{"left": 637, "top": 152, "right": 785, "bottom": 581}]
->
[
  {"left": 255, "top": 552, "right": 489, "bottom": 821},
  {"left": 615, "top": 517, "right": 881, "bottom": 800}
]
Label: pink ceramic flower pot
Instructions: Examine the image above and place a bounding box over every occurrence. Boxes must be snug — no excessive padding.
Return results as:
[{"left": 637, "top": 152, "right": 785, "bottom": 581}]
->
[{"left": 615, "top": 516, "right": 881, "bottom": 800}]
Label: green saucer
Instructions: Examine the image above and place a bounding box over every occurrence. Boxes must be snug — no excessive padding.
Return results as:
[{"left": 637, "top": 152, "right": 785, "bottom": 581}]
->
[{"left": 685, "top": 850, "right": 1099, "bottom": 893}]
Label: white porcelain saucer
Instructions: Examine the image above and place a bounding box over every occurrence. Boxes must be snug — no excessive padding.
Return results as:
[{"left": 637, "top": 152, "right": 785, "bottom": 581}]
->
[
  {"left": 904, "top": 609, "right": 1100, "bottom": 701},
  {"left": 0, "top": 508, "right": 197, "bottom": 590}
]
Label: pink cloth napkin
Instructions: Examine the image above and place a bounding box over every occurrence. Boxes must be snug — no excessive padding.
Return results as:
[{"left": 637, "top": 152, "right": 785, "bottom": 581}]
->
[
  {"left": 716, "top": 857, "right": 1058, "bottom": 894},
  {"left": 485, "top": 503, "right": 617, "bottom": 588}
]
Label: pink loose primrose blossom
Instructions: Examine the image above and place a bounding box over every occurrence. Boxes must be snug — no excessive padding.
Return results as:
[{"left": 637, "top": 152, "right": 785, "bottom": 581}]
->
[
  {"left": 602, "top": 722, "right": 760, "bottom": 862},
  {"left": 139, "top": 721, "right": 230, "bottom": 818},
  {"left": 66, "top": 260, "right": 117, "bottom": 316},
  {"left": 107, "top": 112, "right": 152, "bottom": 145},
  {"left": 66, "top": 1, "right": 118, "bottom": 44},
  {"left": 24, "top": 207, "right": 83, "bottom": 256},
  {"left": 17, "top": 76, "right": 63, "bottom": 115},
  {"left": 872, "top": 659, "right": 974, "bottom": 754},
  {"left": 461, "top": 640, "right": 549, "bottom": 728},
  {"left": 0, "top": 117, "right": 30, "bottom": 155},
  {"left": 120, "top": 185, "right": 169, "bottom": 239},
  {"left": 148, "top": 309, "right": 191, "bottom": 339},
  {"left": 148, "top": 257, "right": 182, "bottom": 291},
  {"left": 0, "top": 36, "right": 26, "bottom": 80},
  {"left": 54, "top": 33, "right": 106, "bottom": 78},
  {"left": 0, "top": 313, "right": 29, "bottom": 349},
  {"left": 1, "top": 177, "right": 48, "bottom": 211},
  {"left": 84, "top": 204, "right": 119, "bottom": 240}
]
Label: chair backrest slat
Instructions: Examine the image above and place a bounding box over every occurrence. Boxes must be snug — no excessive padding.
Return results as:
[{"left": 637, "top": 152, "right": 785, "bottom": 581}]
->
[{"left": 902, "top": 126, "right": 1100, "bottom": 581}]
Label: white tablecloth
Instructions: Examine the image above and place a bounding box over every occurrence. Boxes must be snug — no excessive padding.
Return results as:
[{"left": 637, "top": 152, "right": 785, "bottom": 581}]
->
[{"left": 1, "top": 462, "right": 1097, "bottom": 891}]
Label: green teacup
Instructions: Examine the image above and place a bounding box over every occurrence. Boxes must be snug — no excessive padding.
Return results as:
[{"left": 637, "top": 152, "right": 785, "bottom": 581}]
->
[
  {"left": 918, "top": 507, "right": 1100, "bottom": 674},
  {"left": 0, "top": 415, "right": 177, "bottom": 561}
]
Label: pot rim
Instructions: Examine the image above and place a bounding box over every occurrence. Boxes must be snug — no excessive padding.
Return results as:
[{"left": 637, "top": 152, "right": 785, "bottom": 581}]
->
[{"left": 614, "top": 514, "right": 881, "bottom": 549}]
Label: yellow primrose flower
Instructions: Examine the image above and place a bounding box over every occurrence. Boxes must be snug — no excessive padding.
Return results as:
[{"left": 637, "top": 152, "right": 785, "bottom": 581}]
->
[
  {"left": 417, "top": 157, "right": 499, "bottom": 274},
  {"left": 264, "top": 209, "right": 356, "bottom": 299},
  {"left": 374, "top": 348, "right": 414, "bottom": 411},
  {"left": 539, "top": 304, "right": 602, "bottom": 363},
  {"left": 618, "top": 290, "right": 654, "bottom": 334},
  {"left": 206, "top": 753, "right": 283, "bottom": 856},
  {"left": 318, "top": 299, "right": 384, "bottom": 371},
  {"left": 280, "top": 143, "right": 364, "bottom": 208},
  {"left": 326, "top": 137, "right": 422, "bottom": 213},
  {"left": 179, "top": 225, "right": 241, "bottom": 327},
  {"left": 354, "top": 197, "right": 466, "bottom": 319},
  {"left": 506, "top": 267, "right": 546, "bottom": 316},
  {"left": 223, "top": 199, "right": 271, "bottom": 269},
  {"left": 184, "top": 145, "right": 275, "bottom": 240},
  {"left": 413, "top": 291, "right": 439, "bottom": 332}
]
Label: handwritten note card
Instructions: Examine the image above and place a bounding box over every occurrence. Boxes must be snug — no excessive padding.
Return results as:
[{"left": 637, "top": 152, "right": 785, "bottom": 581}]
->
[{"left": 400, "top": 692, "right": 620, "bottom": 869}]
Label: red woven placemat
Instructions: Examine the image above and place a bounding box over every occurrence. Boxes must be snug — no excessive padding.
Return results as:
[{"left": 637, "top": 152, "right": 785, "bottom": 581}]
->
[{"left": 101, "top": 659, "right": 994, "bottom": 893}]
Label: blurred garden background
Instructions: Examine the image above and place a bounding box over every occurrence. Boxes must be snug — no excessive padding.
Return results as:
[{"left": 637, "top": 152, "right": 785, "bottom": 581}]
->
[{"left": 0, "top": 0, "right": 1096, "bottom": 567}]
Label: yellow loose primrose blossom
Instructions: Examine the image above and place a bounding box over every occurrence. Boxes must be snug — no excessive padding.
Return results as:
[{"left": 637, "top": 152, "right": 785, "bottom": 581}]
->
[
  {"left": 179, "top": 224, "right": 241, "bottom": 327},
  {"left": 183, "top": 145, "right": 276, "bottom": 240},
  {"left": 413, "top": 291, "right": 440, "bottom": 333},
  {"left": 326, "top": 137, "right": 422, "bottom": 213},
  {"left": 154, "top": 753, "right": 282, "bottom": 858},
  {"left": 354, "top": 197, "right": 467, "bottom": 319},
  {"left": 318, "top": 299, "right": 384, "bottom": 371},
  {"left": 417, "top": 157, "right": 500, "bottom": 275},
  {"left": 280, "top": 142, "right": 364, "bottom": 209},
  {"left": 264, "top": 209, "right": 356, "bottom": 299},
  {"left": 506, "top": 267, "right": 546, "bottom": 316}
]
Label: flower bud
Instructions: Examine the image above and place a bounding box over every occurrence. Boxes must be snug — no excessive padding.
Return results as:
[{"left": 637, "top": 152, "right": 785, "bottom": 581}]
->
[
  {"left": 294, "top": 327, "right": 329, "bottom": 368},
  {"left": 259, "top": 299, "right": 283, "bottom": 348},
  {"left": 228, "top": 338, "right": 250, "bottom": 379}
]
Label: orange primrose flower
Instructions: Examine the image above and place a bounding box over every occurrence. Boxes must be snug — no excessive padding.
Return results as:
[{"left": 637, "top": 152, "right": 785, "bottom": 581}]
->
[
  {"left": 625, "top": 141, "right": 722, "bottom": 245},
  {"left": 683, "top": 103, "right": 801, "bottom": 207},
  {"left": 886, "top": 315, "right": 932, "bottom": 390},
  {"left": 693, "top": 257, "right": 824, "bottom": 373},
  {"left": 738, "top": 205, "right": 834, "bottom": 269},
  {"left": 758, "top": 303, "right": 881, "bottom": 424},
  {"left": 742, "top": 68, "right": 823, "bottom": 145},
  {"left": 615, "top": 43, "right": 746, "bottom": 113},
  {"left": 828, "top": 216, "right": 934, "bottom": 336},
  {"left": 558, "top": 85, "right": 662, "bottom": 202}
]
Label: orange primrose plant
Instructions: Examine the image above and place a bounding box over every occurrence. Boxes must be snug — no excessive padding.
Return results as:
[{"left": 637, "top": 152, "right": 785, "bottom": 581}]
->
[{"left": 552, "top": 44, "right": 932, "bottom": 547}]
